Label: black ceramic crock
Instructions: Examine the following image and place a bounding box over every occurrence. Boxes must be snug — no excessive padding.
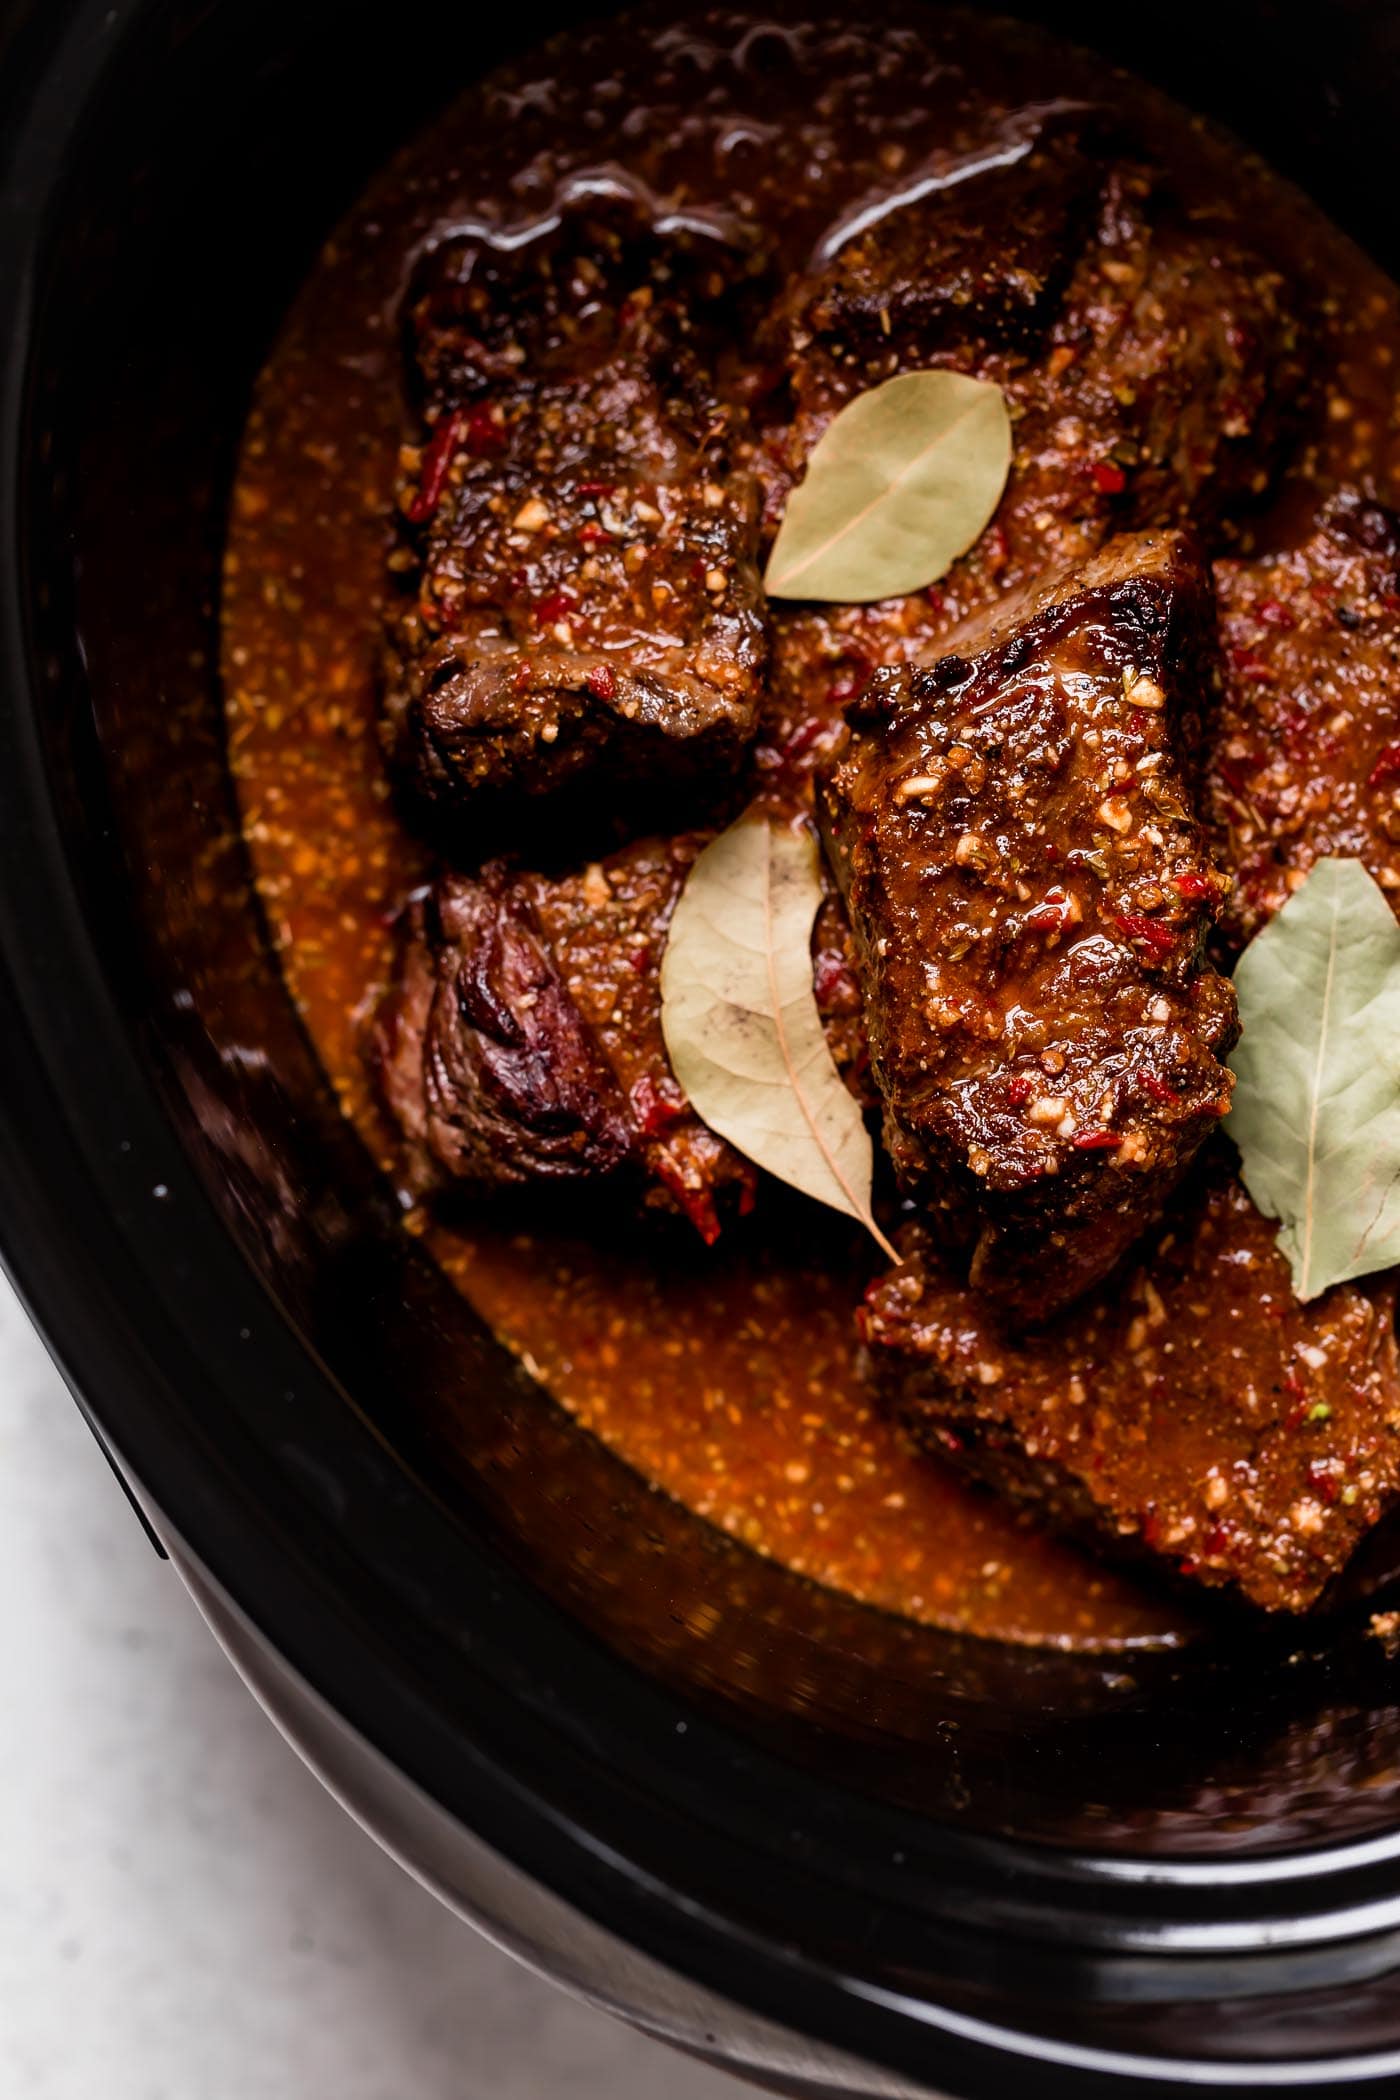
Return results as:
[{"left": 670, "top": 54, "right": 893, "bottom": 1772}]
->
[{"left": 6, "top": 2, "right": 1400, "bottom": 2092}]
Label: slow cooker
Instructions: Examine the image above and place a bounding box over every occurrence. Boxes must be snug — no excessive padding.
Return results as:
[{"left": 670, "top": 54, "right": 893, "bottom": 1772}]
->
[{"left": 6, "top": 2, "right": 1400, "bottom": 2092}]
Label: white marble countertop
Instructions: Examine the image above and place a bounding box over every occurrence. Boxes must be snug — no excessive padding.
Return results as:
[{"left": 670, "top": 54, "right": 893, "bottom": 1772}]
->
[{"left": 0, "top": 1269, "right": 744, "bottom": 2099}]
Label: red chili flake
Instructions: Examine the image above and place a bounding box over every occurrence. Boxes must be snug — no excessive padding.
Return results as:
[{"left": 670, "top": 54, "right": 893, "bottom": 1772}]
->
[
  {"left": 1141, "top": 1510, "right": 1162, "bottom": 1550},
  {"left": 1202, "top": 1524, "right": 1230, "bottom": 1558},
  {"left": 925, "top": 585, "right": 946, "bottom": 615},
  {"left": 1024, "top": 889, "right": 1072, "bottom": 933},
  {"left": 1370, "top": 742, "right": 1400, "bottom": 788},
  {"left": 1172, "top": 870, "right": 1215, "bottom": 900},
  {"left": 935, "top": 1428, "right": 964, "bottom": 1455},
  {"left": 812, "top": 950, "right": 856, "bottom": 1005},
  {"left": 578, "top": 521, "right": 613, "bottom": 546},
  {"left": 736, "top": 1166, "right": 759, "bottom": 1217},
  {"left": 628, "top": 944, "right": 651, "bottom": 974},
  {"left": 405, "top": 409, "right": 462, "bottom": 524},
  {"left": 1227, "top": 647, "right": 1275, "bottom": 686},
  {"left": 586, "top": 663, "right": 618, "bottom": 701},
  {"left": 1280, "top": 706, "right": 1322, "bottom": 762},
  {"left": 1256, "top": 597, "right": 1296, "bottom": 629},
  {"left": 576, "top": 479, "right": 616, "bottom": 498},
  {"left": 1306, "top": 1462, "right": 1339, "bottom": 1506},
  {"left": 1072, "top": 1128, "right": 1121, "bottom": 1150},
  {"left": 654, "top": 1151, "right": 722, "bottom": 1245},
  {"left": 780, "top": 715, "right": 826, "bottom": 763},
  {"left": 632, "top": 1073, "right": 687, "bottom": 1135},
  {"left": 464, "top": 404, "right": 506, "bottom": 458},
  {"left": 827, "top": 657, "right": 873, "bottom": 706},
  {"left": 1006, "top": 1072, "right": 1037, "bottom": 1107},
  {"left": 1113, "top": 911, "right": 1177, "bottom": 960},
  {"left": 1177, "top": 1559, "right": 1199, "bottom": 1580},
  {"left": 1091, "top": 460, "right": 1127, "bottom": 495},
  {"left": 536, "top": 589, "right": 577, "bottom": 626},
  {"left": 1137, "top": 1071, "right": 1179, "bottom": 1106},
  {"left": 1215, "top": 754, "right": 1261, "bottom": 799}
]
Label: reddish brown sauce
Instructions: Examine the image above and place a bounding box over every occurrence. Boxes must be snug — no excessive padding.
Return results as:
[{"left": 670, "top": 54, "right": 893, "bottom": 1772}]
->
[{"left": 222, "top": 5, "right": 1400, "bottom": 1649}]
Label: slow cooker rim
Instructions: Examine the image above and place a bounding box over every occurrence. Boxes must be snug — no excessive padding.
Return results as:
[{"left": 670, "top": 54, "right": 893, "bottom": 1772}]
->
[{"left": 4, "top": 3, "right": 1400, "bottom": 2093}]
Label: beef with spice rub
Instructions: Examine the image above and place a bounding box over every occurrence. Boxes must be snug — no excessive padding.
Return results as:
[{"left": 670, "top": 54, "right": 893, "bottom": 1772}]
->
[
  {"left": 772, "top": 129, "right": 1313, "bottom": 625},
  {"left": 371, "top": 837, "right": 754, "bottom": 1238},
  {"left": 383, "top": 197, "right": 771, "bottom": 839},
  {"left": 786, "top": 110, "right": 1103, "bottom": 418},
  {"left": 862, "top": 1157, "right": 1400, "bottom": 1614},
  {"left": 370, "top": 834, "right": 872, "bottom": 1239},
  {"left": 817, "top": 530, "right": 1237, "bottom": 1320},
  {"left": 1209, "top": 491, "right": 1400, "bottom": 949},
  {"left": 755, "top": 123, "right": 1316, "bottom": 810}
]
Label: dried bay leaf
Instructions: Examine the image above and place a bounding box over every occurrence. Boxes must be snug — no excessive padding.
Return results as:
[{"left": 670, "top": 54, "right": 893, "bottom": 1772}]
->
[
  {"left": 660, "top": 813, "right": 896, "bottom": 1257},
  {"left": 764, "top": 369, "right": 1012, "bottom": 604},
  {"left": 1230, "top": 856, "right": 1400, "bottom": 1300}
]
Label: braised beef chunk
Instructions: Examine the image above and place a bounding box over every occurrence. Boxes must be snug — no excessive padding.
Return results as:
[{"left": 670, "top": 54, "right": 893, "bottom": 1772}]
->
[
  {"left": 371, "top": 838, "right": 755, "bottom": 1236},
  {"left": 789, "top": 114, "right": 1101, "bottom": 409},
  {"left": 371, "top": 831, "right": 876, "bottom": 1234},
  {"left": 403, "top": 189, "right": 756, "bottom": 414},
  {"left": 1209, "top": 492, "right": 1400, "bottom": 949},
  {"left": 1026, "top": 164, "right": 1312, "bottom": 541},
  {"left": 780, "top": 145, "right": 1313, "bottom": 607},
  {"left": 384, "top": 201, "right": 770, "bottom": 837},
  {"left": 863, "top": 1163, "right": 1400, "bottom": 1613},
  {"left": 373, "top": 875, "right": 636, "bottom": 1196},
  {"left": 817, "top": 531, "right": 1237, "bottom": 1319}
]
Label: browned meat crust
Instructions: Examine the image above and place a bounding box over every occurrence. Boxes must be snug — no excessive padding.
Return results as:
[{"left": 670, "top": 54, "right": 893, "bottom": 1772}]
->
[
  {"left": 862, "top": 1159, "right": 1400, "bottom": 1614},
  {"left": 1209, "top": 491, "right": 1400, "bottom": 948},
  {"left": 369, "top": 833, "right": 875, "bottom": 1239},
  {"left": 817, "top": 531, "right": 1237, "bottom": 1319},
  {"left": 753, "top": 128, "right": 1318, "bottom": 809},
  {"left": 790, "top": 113, "right": 1102, "bottom": 388},
  {"left": 383, "top": 200, "right": 771, "bottom": 838},
  {"left": 372, "top": 875, "right": 638, "bottom": 1195},
  {"left": 778, "top": 139, "right": 1314, "bottom": 592},
  {"left": 369, "top": 836, "right": 755, "bottom": 1238}
]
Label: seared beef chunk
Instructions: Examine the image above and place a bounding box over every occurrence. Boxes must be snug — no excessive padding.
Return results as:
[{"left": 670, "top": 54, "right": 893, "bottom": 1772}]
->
[
  {"left": 1210, "top": 492, "right": 1400, "bottom": 949},
  {"left": 1024, "top": 162, "right": 1311, "bottom": 542},
  {"left": 373, "top": 875, "right": 637, "bottom": 1193},
  {"left": 371, "top": 837, "right": 754, "bottom": 1237},
  {"left": 790, "top": 114, "right": 1102, "bottom": 410},
  {"left": 754, "top": 129, "right": 1316, "bottom": 805},
  {"left": 817, "top": 531, "right": 1237, "bottom": 1318},
  {"left": 780, "top": 139, "right": 1313, "bottom": 601},
  {"left": 371, "top": 835, "right": 874, "bottom": 1237},
  {"left": 863, "top": 1161, "right": 1400, "bottom": 1613},
  {"left": 384, "top": 201, "right": 770, "bottom": 836},
  {"left": 403, "top": 187, "right": 753, "bottom": 413}
]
